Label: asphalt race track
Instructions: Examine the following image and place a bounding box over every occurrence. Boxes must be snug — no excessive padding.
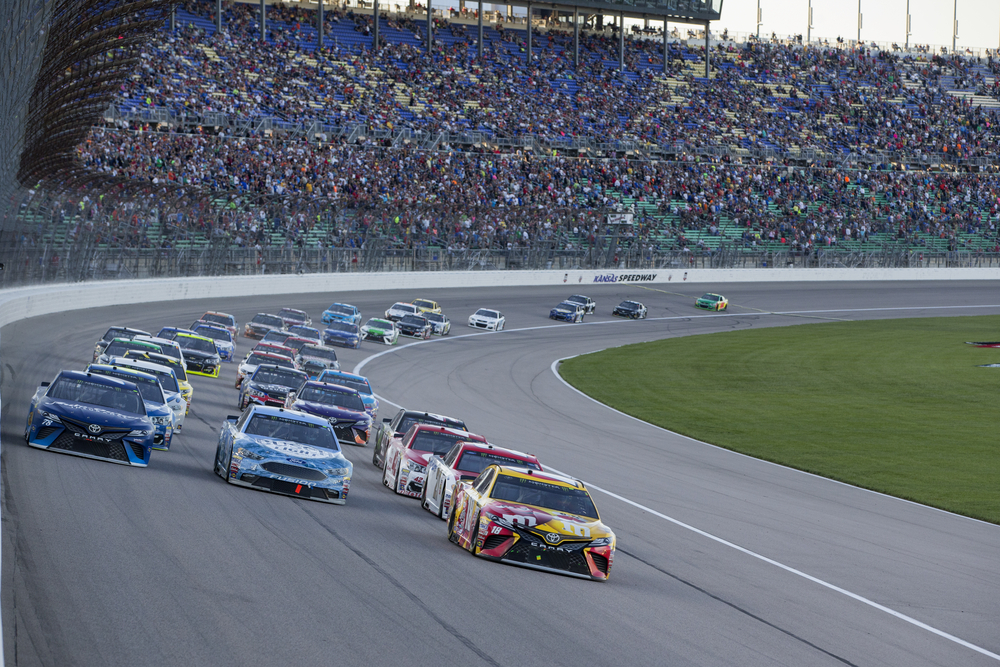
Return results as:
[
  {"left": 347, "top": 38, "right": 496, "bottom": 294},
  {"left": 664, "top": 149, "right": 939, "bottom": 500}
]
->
[{"left": 2, "top": 280, "right": 999, "bottom": 667}]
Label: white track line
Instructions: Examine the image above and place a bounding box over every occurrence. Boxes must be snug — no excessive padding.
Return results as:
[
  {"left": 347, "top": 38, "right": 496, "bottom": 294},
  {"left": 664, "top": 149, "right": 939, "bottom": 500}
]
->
[{"left": 353, "top": 305, "right": 1000, "bottom": 662}]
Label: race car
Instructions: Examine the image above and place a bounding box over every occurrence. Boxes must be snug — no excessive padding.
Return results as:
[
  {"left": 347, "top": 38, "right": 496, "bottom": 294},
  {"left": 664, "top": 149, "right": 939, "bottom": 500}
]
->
[
  {"left": 214, "top": 405, "right": 352, "bottom": 504},
  {"left": 448, "top": 465, "right": 615, "bottom": 581},
  {"left": 236, "top": 351, "right": 298, "bottom": 388},
  {"left": 317, "top": 369, "right": 379, "bottom": 417},
  {"left": 25, "top": 370, "right": 155, "bottom": 467},
  {"left": 86, "top": 364, "right": 174, "bottom": 451},
  {"left": 198, "top": 311, "right": 238, "bottom": 336},
  {"left": 287, "top": 325, "right": 321, "bottom": 342},
  {"left": 123, "top": 350, "right": 193, "bottom": 412},
  {"left": 295, "top": 344, "right": 340, "bottom": 378},
  {"left": 696, "top": 293, "right": 728, "bottom": 311},
  {"left": 277, "top": 307, "right": 311, "bottom": 328},
  {"left": 412, "top": 299, "right": 442, "bottom": 314},
  {"left": 155, "top": 326, "right": 197, "bottom": 341},
  {"left": 396, "top": 314, "right": 433, "bottom": 339},
  {"left": 566, "top": 295, "right": 597, "bottom": 314},
  {"left": 192, "top": 323, "right": 235, "bottom": 361},
  {"left": 371, "top": 408, "right": 468, "bottom": 469},
  {"left": 468, "top": 308, "right": 505, "bottom": 331},
  {"left": 288, "top": 381, "right": 371, "bottom": 447},
  {"left": 385, "top": 302, "right": 419, "bottom": 323},
  {"left": 108, "top": 356, "right": 187, "bottom": 432},
  {"left": 134, "top": 336, "right": 188, "bottom": 370},
  {"left": 244, "top": 313, "right": 286, "bottom": 339},
  {"left": 321, "top": 303, "right": 361, "bottom": 326},
  {"left": 422, "top": 442, "right": 542, "bottom": 520},
  {"left": 361, "top": 318, "right": 399, "bottom": 345},
  {"left": 423, "top": 312, "right": 451, "bottom": 336},
  {"left": 96, "top": 337, "right": 163, "bottom": 365},
  {"left": 382, "top": 424, "right": 488, "bottom": 498},
  {"left": 238, "top": 364, "right": 309, "bottom": 410},
  {"left": 174, "top": 332, "right": 222, "bottom": 377},
  {"left": 550, "top": 301, "right": 586, "bottom": 323},
  {"left": 612, "top": 300, "right": 647, "bottom": 319},
  {"left": 93, "top": 326, "right": 150, "bottom": 361},
  {"left": 322, "top": 321, "right": 362, "bottom": 349}
]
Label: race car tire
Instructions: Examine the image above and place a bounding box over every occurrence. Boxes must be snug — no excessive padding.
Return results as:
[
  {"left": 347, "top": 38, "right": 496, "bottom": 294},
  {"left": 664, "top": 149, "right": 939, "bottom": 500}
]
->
[
  {"left": 420, "top": 480, "right": 430, "bottom": 510},
  {"left": 382, "top": 455, "right": 393, "bottom": 488},
  {"left": 392, "top": 459, "right": 405, "bottom": 496},
  {"left": 372, "top": 446, "right": 380, "bottom": 467},
  {"left": 447, "top": 508, "right": 459, "bottom": 544},
  {"left": 468, "top": 515, "right": 481, "bottom": 555},
  {"left": 499, "top": 321, "right": 505, "bottom": 331},
  {"left": 438, "top": 490, "right": 448, "bottom": 520}
]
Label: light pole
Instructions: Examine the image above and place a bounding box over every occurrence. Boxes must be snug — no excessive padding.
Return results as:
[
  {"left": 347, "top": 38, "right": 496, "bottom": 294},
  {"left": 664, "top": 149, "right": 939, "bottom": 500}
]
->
[
  {"left": 857, "top": 0, "right": 862, "bottom": 45},
  {"left": 905, "top": 0, "right": 910, "bottom": 50},
  {"left": 806, "top": 0, "right": 812, "bottom": 44},
  {"left": 952, "top": 0, "right": 958, "bottom": 54},
  {"left": 756, "top": 0, "right": 761, "bottom": 39}
]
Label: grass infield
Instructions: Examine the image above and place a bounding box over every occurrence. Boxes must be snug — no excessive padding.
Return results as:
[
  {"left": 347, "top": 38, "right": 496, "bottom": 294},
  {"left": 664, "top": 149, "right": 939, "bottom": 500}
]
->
[{"left": 559, "top": 315, "right": 1000, "bottom": 524}]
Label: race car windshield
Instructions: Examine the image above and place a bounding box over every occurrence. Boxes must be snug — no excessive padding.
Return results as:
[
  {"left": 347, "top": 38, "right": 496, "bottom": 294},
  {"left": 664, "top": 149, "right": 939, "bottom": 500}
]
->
[
  {"left": 91, "top": 371, "right": 165, "bottom": 404},
  {"left": 400, "top": 315, "right": 427, "bottom": 326},
  {"left": 121, "top": 366, "right": 178, "bottom": 393},
  {"left": 155, "top": 328, "right": 179, "bottom": 340},
  {"left": 457, "top": 451, "right": 541, "bottom": 474},
  {"left": 568, "top": 296, "right": 588, "bottom": 304},
  {"left": 413, "top": 300, "right": 434, "bottom": 309},
  {"left": 252, "top": 314, "right": 284, "bottom": 327},
  {"left": 365, "top": 319, "right": 391, "bottom": 329},
  {"left": 289, "top": 326, "right": 319, "bottom": 338},
  {"left": 325, "top": 322, "right": 356, "bottom": 333},
  {"left": 475, "top": 309, "right": 497, "bottom": 317},
  {"left": 399, "top": 415, "right": 467, "bottom": 433},
  {"left": 298, "top": 386, "right": 364, "bottom": 411},
  {"left": 424, "top": 313, "right": 444, "bottom": 322},
  {"left": 203, "top": 314, "right": 234, "bottom": 326},
  {"left": 556, "top": 302, "right": 577, "bottom": 310},
  {"left": 244, "top": 414, "right": 337, "bottom": 451},
  {"left": 284, "top": 339, "right": 312, "bottom": 352},
  {"left": 49, "top": 378, "right": 145, "bottom": 415},
  {"left": 106, "top": 340, "right": 161, "bottom": 357},
  {"left": 302, "top": 347, "right": 338, "bottom": 361},
  {"left": 318, "top": 375, "right": 371, "bottom": 394},
  {"left": 395, "top": 304, "right": 417, "bottom": 313},
  {"left": 278, "top": 309, "right": 306, "bottom": 320},
  {"left": 327, "top": 305, "right": 353, "bottom": 315},
  {"left": 247, "top": 354, "right": 294, "bottom": 368},
  {"left": 103, "top": 328, "right": 136, "bottom": 342},
  {"left": 176, "top": 336, "right": 216, "bottom": 353},
  {"left": 252, "top": 369, "right": 304, "bottom": 386},
  {"left": 701, "top": 294, "right": 720, "bottom": 301},
  {"left": 194, "top": 327, "right": 231, "bottom": 342},
  {"left": 410, "top": 431, "right": 466, "bottom": 455},
  {"left": 261, "top": 331, "right": 291, "bottom": 343},
  {"left": 620, "top": 302, "right": 639, "bottom": 308},
  {"left": 490, "top": 476, "right": 599, "bottom": 519}
]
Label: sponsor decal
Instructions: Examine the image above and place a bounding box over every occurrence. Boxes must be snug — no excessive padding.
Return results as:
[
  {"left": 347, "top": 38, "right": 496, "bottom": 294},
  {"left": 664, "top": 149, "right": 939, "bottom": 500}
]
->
[
  {"left": 544, "top": 533, "right": 561, "bottom": 544},
  {"left": 259, "top": 439, "right": 329, "bottom": 459},
  {"left": 593, "top": 273, "right": 658, "bottom": 283}
]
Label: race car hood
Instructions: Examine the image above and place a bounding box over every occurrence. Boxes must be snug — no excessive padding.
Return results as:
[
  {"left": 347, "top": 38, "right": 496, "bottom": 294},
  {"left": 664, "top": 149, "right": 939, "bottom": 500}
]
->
[
  {"left": 39, "top": 398, "right": 150, "bottom": 430},
  {"left": 248, "top": 382, "right": 296, "bottom": 396},
  {"left": 406, "top": 450, "right": 434, "bottom": 466},
  {"left": 293, "top": 401, "right": 368, "bottom": 424},
  {"left": 551, "top": 306, "right": 575, "bottom": 313},
  {"left": 363, "top": 326, "right": 391, "bottom": 334},
  {"left": 481, "top": 500, "right": 612, "bottom": 542},
  {"left": 144, "top": 402, "right": 173, "bottom": 419},
  {"left": 323, "top": 328, "right": 358, "bottom": 338},
  {"left": 181, "top": 349, "right": 218, "bottom": 362},
  {"left": 323, "top": 311, "right": 354, "bottom": 323},
  {"left": 234, "top": 433, "right": 351, "bottom": 472},
  {"left": 299, "top": 354, "right": 335, "bottom": 366}
]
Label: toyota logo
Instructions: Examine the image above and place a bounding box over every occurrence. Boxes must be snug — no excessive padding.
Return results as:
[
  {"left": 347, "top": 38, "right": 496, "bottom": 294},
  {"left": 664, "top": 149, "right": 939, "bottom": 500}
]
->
[
  {"left": 544, "top": 533, "right": 561, "bottom": 544},
  {"left": 87, "top": 424, "right": 102, "bottom": 434}
]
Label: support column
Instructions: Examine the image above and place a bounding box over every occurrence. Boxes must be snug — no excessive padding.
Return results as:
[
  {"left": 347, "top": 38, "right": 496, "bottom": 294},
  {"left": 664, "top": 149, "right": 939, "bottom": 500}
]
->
[
  {"left": 318, "top": 0, "right": 325, "bottom": 49},
  {"left": 904, "top": 0, "right": 910, "bottom": 50},
  {"left": 526, "top": 2, "right": 532, "bottom": 65},
  {"left": 373, "top": 0, "right": 379, "bottom": 48},
  {"left": 704, "top": 20, "right": 710, "bottom": 78},
  {"left": 170, "top": 4, "right": 176, "bottom": 32},
  {"left": 573, "top": 7, "right": 579, "bottom": 68},
  {"left": 618, "top": 11, "right": 624, "bottom": 71},
  {"left": 857, "top": 0, "right": 861, "bottom": 45},
  {"left": 662, "top": 17, "right": 667, "bottom": 73},
  {"left": 260, "top": 0, "right": 266, "bottom": 42},
  {"left": 478, "top": 0, "right": 483, "bottom": 59},
  {"left": 427, "top": 0, "right": 432, "bottom": 54},
  {"left": 216, "top": 0, "right": 222, "bottom": 33}
]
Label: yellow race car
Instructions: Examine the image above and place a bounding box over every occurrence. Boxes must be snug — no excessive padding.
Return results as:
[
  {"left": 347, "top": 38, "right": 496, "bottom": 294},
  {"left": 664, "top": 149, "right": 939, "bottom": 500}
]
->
[
  {"left": 411, "top": 298, "right": 442, "bottom": 314},
  {"left": 448, "top": 465, "right": 615, "bottom": 581}
]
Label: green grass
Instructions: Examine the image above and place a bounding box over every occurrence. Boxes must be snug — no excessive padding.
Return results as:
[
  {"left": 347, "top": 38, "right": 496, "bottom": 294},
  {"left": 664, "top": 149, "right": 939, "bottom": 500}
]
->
[{"left": 560, "top": 316, "right": 1000, "bottom": 524}]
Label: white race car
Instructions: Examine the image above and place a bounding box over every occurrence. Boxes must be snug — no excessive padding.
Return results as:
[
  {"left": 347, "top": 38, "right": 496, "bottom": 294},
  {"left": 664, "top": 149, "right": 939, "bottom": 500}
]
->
[
  {"left": 385, "top": 302, "right": 419, "bottom": 322},
  {"left": 361, "top": 318, "right": 399, "bottom": 345},
  {"left": 468, "top": 308, "right": 505, "bottom": 331}
]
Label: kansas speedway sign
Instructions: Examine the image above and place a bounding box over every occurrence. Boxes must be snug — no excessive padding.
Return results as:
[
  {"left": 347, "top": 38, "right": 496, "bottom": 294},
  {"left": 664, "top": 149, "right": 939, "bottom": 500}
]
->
[{"left": 593, "top": 272, "right": 658, "bottom": 283}]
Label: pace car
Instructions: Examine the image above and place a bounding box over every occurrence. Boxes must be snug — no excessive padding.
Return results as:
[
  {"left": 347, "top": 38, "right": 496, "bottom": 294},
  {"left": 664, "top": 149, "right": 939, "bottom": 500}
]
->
[
  {"left": 385, "top": 302, "right": 420, "bottom": 323},
  {"left": 612, "top": 300, "right": 647, "bottom": 319},
  {"left": 550, "top": 301, "right": 586, "bottom": 323},
  {"left": 123, "top": 350, "right": 193, "bottom": 412},
  {"left": 198, "top": 311, "right": 238, "bottom": 336},
  {"left": 423, "top": 312, "right": 451, "bottom": 336},
  {"left": 371, "top": 408, "right": 468, "bottom": 469},
  {"left": 236, "top": 351, "right": 297, "bottom": 388},
  {"left": 214, "top": 405, "right": 352, "bottom": 504},
  {"left": 288, "top": 381, "right": 371, "bottom": 447},
  {"left": 174, "top": 332, "right": 222, "bottom": 377},
  {"left": 361, "top": 318, "right": 398, "bottom": 345},
  {"left": 316, "top": 370, "right": 379, "bottom": 417},
  {"left": 238, "top": 364, "right": 308, "bottom": 410},
  {"left": 321, "top": 303, "right": 361, "bottom": 326},
  {"left": 277, "top": 307, "right": 311, "bottom": 328},
  {"left": 192, "top": 323, "right": 235, "bottom": 361},
  {"left": 86, "top": 364, "right": 174, "bottom": 450},
  {"left": 468, "top": 308, "right": 505, "bottom": 331},
  {"left": 566, "top": 295, "right": 597, "bottom": 314},
  {"left": 295, "top": 344, "right": 340, "bottom": 378},
  {"left": 382, "top": 424, "right": 487, "bottom": 498},
  {"left": 244, "top": 313, "right": 286, "bottom": 339},
  {"left": 412, "top": 299, "right": 442, "bottom": 314},
  {"left": 397, "top": 314, "right": 433, "bottom": 339},
  {"left": 25, "top": 370, "right": 155, "bottom": 467},
  {"left": 93, "top": 326, "right": 150, "bottom": 361},
  {"left": 448, "top": 466, "right": 615, "bottom": 581},
  {"left": 696, "top": 293, "right": 728, "bottom": 311},
  {"left": 96, "top": 337, "right": 163, "bottom": 365},
  {"left": 109, "top": 356, "right": 187, "bottom": 432},
  {"left": 422, "top": 442, "right": 542, "bottom": 520},
  {"left": 322, "top": 321, "right": 362, "bottom": 349}
]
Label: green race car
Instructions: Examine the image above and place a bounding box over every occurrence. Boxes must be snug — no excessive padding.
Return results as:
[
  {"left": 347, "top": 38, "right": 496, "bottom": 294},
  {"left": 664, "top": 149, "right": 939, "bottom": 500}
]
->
[
  {"left": 361, "top": 318, "right": 399, "bottom": 345},
  {"left": 696, "top": 293, "right": 728, "bottom": 311}
]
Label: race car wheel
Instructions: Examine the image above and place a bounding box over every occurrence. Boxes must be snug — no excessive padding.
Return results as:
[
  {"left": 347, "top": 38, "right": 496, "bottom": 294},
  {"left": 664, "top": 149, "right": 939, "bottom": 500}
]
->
[
  {"left": 372, "top": 446, "right": 380, "bottom": 467},
  {"left": 499, "top": 321, "right": 505, "bottom": 331},
  {"left": 468, "top": 515, "right": 481, "bottom": 555},
  {"left": 447, "top": 508, "right": 459, "bottom": 544},
  {"left": 392, "top": 459, "right": 405, "bottom": 495},
  {"left": 420, "top": 481, "right": 429, "bottom": 510}
]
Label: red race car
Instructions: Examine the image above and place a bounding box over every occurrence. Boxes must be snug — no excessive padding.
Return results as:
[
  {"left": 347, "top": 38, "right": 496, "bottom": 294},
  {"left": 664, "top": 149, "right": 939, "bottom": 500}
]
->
[{"left": 381, "top": 424, "right": 487, "bottom": 498}]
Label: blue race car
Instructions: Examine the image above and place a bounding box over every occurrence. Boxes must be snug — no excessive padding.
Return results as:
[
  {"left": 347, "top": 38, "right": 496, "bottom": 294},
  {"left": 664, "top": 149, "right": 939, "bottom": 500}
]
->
[
  {"left": 549, "top": 301, "right": 586, "bottom": 323},
  {"left": 321, "top": 302, "right": 362, "bottom": 326},
  {"left": 288, "top": 381, "right": 372, "bottom": 447},
  {"left": 156, "top": 326, "right": 197, "bottom": 340},
  {"left": 214, "top": 405, "right": 353, "bottom": 504},
  {"left": 192, "top": 323, "right": 236, "bottom": 361},
  {"left": 86, "top": 364, "right": 175, "bottom": 450},
  {"left": 322, "top": 321, "right": 362, "bottom": 349},
  {"left": 25, "top": 370, "right": 155, "bottom": 466},
  {"left": 317, "top": 369, "right": 379, "bottom": 417}
]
